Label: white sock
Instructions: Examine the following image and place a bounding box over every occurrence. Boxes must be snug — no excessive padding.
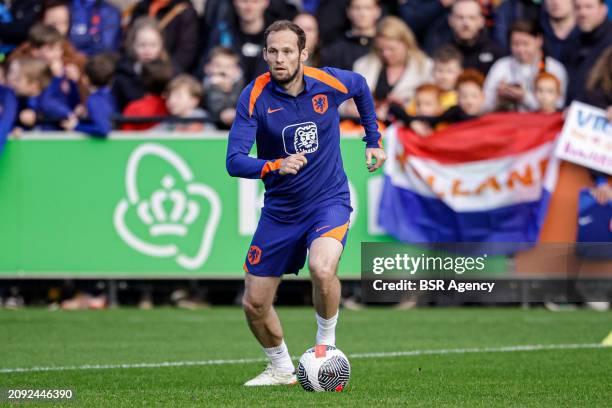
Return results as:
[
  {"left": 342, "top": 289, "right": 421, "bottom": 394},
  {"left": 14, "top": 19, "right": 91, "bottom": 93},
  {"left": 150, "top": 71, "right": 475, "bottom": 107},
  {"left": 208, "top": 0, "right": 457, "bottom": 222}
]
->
[
  {"left": 316, "top": 312, "right": 338, "bottom": 346},
  {"left": 263, "top": 340, "right": 294, "bottom": 373}
]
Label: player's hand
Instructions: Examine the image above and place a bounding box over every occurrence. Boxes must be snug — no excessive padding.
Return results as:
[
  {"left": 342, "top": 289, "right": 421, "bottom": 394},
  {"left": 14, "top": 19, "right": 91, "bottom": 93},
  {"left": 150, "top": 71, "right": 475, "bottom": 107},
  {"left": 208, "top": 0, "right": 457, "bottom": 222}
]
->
[
  {"left": 279, "top": 154, "right": 307, "bottom": 175},
  {"left": 366, "top": 148, "right": 386, "bottom": 173}
]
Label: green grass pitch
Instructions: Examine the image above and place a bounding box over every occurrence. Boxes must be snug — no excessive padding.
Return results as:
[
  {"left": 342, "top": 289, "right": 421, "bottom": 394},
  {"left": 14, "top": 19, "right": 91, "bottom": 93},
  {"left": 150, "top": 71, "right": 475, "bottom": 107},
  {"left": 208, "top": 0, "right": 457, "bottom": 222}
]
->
[{"left": 1, "top": 307, "right": 611, "bottom": 407}]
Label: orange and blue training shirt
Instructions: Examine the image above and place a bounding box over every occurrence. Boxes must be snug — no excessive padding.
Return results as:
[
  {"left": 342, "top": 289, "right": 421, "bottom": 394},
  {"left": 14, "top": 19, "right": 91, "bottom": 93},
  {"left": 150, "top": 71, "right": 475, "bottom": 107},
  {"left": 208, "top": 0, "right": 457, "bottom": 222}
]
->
[{"left": 226, "top": 66, "right": 382, "bottom": 222}]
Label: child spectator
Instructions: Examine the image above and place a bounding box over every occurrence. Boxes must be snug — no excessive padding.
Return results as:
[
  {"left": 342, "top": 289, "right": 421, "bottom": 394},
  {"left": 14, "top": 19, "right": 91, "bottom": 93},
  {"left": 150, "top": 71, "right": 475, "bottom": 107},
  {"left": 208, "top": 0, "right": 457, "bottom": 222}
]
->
[
  {"left": 407, "top": 45, "right": 462, "bottom": 115},
  {"left": 431, "top": 45, "right": 463, "bottom": 110},
  {"left": 389, "top": 68, "right": 485, "bottom": 135},
  {"left": 113, "top": 17, "right": 171, "bottom": 110},
  {"left": 8, "top": 23, "right": 85, "bottom": 88},
  {"left": 202, "top": 46, "right": 243, "bottom": 129},
  {"left": 406, "top": 84, "right": 444, "bottom": 135},
  {"left": 453, "top": 68, "right": 486, "bottom": 118},
  {"left": 69, "top": 0, "right": 122, "bottom": 56},
  {"left": 6, "top": 57, "right": 74, "bottom": 130},
  {"left": 121, "top": 59, "right": 172, "bottom": 131},
  {"left": 156, "top": 74, "right": 209, "bottom": 132},
  {"left": 0, "top": 84, "right": 18, "bottom": 154},
  {"left": 62, "top": 53, "right": 117, "bottom": 137},
  {"left": 127, "top": 0, "right": 199, "bottom": 72},
  {"left": 534, "top": 72, "right": 562, "bottom": 113}
]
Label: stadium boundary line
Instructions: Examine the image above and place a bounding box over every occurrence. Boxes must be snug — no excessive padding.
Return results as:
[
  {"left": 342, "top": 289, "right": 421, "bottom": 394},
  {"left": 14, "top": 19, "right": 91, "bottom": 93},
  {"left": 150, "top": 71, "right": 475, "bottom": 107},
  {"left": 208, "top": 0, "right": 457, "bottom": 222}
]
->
[{"left": 0, "top": 343, "right": 606, "bottom": 374}]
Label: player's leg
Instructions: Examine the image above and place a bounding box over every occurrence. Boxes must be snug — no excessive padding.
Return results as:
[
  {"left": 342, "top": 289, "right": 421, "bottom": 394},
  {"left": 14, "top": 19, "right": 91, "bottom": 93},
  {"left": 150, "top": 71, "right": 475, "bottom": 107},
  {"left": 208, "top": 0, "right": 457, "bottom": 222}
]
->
[
  {"left": 307, "top": 205, "right": 351, "bottom": 346},
  {"left": 309, "top": 237, "right": 343, "bottom": 317},
  {"left": 242, "top": 273, "right": 283, "bottom": 348},
  {"left": 309, "top": 237, "right": 343, "bottom": 346},
  {"left": 242, "top": 213, "right": 304, "bottom": 386},
  {"left": 242, "top": 273, "right": 296, "bottom": 386}
]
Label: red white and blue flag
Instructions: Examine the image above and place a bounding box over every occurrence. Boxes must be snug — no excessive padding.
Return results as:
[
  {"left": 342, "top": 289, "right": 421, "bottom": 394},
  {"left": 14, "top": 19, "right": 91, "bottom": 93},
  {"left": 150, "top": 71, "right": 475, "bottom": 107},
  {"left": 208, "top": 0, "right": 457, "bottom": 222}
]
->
[{"left": 378, "top": 113, "right": 564, "bottom": 249}]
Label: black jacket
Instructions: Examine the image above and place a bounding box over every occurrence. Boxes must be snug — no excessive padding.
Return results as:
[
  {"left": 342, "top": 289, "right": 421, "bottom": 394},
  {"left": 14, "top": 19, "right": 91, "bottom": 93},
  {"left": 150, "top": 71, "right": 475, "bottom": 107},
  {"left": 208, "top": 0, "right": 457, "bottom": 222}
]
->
[
  {"left": 130, "top": 0, "right": 200, "bottom": 73},
  {"left": 426, "top": 27, "right": 505, "bottom": 75},
  {"left": 0, "top": 0, "right": 43, "bottom": 53},
  {"left": 320, "top": 32, "right": 374, "bottom": 71},
  {"left": 565, "top": 20, "right": 612, "bottom": 106},
  {"left": 112, "top": 56, "right": 144, "bottom": 111}
]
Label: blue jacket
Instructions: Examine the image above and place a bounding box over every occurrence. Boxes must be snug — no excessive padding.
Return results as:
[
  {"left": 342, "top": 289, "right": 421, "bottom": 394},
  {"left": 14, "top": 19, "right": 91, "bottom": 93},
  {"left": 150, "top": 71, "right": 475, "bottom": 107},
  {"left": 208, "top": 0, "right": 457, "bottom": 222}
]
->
[
  {"left": 0, "top": 86, "right": 18, "bottom": 154},
  {"left": 75, "top": 87, "right": 117, "bottom": 137},
  {"left": 226, "top": 67, "right": 381, "bottom": 221},
  {"left": 29, "top": 77, "right": 80, "bottom": 130},
  {"left": 69, "top": 0, "right": 121, "bottom": 56}
]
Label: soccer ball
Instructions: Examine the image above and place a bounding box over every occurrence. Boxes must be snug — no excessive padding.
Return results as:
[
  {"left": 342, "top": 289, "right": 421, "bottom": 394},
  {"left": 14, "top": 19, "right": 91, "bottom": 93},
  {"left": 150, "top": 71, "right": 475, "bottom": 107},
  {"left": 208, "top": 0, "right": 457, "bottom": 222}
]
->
[{"left": 297, "top": 345, "right": 350, "bottom": 392}]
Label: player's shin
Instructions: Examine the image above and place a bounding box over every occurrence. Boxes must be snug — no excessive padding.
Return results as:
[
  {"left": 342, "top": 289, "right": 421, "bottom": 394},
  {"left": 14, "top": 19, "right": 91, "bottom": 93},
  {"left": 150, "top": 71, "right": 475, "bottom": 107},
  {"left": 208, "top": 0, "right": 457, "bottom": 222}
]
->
[{"left": 315, "top": 310, "right": 339, "bottom": 346}]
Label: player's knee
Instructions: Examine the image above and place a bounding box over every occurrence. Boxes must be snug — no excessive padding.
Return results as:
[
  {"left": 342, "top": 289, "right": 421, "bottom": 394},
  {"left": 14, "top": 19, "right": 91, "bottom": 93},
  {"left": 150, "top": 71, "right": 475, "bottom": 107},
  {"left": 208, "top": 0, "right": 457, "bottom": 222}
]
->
[
  {"left": 242, "top": 295, "right": 269, "bottom": 320},
  {"left": 310, "top": 260, "right": 336, "bottom": 286}
]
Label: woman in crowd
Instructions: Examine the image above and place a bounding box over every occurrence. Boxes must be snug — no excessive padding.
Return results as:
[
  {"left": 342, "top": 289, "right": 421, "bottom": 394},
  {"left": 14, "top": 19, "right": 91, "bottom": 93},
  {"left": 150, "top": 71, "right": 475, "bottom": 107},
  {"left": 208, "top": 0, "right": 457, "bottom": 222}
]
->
[
  {"left": 349, "top": 16, "right": 433, "bottom": 121},
  {"left": 577, "top": 46, "right": 612, "bottom": 208},
  {"left": 293, "top": 12, "right": 320, "bottom": 67},
  {"left": 483, "top": 19, "right": 567, "bottom": 112}
]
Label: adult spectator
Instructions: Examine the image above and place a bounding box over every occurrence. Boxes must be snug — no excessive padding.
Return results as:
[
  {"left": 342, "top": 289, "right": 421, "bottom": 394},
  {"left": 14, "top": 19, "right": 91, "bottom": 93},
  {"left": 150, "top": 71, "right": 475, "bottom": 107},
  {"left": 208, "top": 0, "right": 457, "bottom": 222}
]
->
[
  {"left": 320, "top": 0, "right": 381, "bottom": 70},
  {"left": 69, "top": 0, "right": 122, "bottom": 56},
  {"left": 424, "top": 0, "right": 504, "bottom": 75},
  {"left": 42, "top": 0, "right": 71, "bottom": 38},
  {"left": 565, "top": 0, "right": 612, "bottom": 104},
  {"left": 540, "top": 0, "right": 580, "bottom": 61},
  {"left": 198, "top": 0, "right": 297, "bottom": 57},
  {"left": 201, "top": 0, "right": 268, "bottom": 83},
  {"left": 399, "top": 0, "right": 453, "bottom": 45},
  {"left": 293, "top": 12, "right": 319, "bottom": 66},
  {"left": 575, "top": 47, "right": 612, "bottom": 238},
  {"left": 577, "top": 45, "right": 612, "bottom": 110},
  {"left": 128, "top": 0, "right": 199, "bottom": 72},
  {"left": 483, "top": 20, "right": 567, "bottom": 112},
  {"left": 315, "top": 0, "right": 350, "bottom": 46},
  {"left": 0, "top": 0, "right": 43, "bottom": 59},
  {"left": 351, "top": 16, "right": 433, "bottom": 120},
  {"left": 113, "top": 17, "right": 171, "bottom": 110},
  {"left": 492, "top": 0, "right": 541, "bottom": 52}
]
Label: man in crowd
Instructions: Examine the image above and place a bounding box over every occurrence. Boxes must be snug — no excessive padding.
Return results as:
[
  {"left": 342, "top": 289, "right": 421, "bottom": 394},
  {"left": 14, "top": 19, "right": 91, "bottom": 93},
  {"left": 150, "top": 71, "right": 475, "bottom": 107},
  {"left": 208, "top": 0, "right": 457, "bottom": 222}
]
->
[
  {"left": 320, "top": 0, "right": 381, "bottom": 70},
  {"left": 565, "top": 0, "right": 612, "bottom": 104},
  {"left": 425, "top": 0, "right": 504, "bottom": 75},
  {"left": 202, "top": 0, "right": 269, "bottom": 83},
  {"left": 541, "top": 0, "right": 580, "bottom": 61}
]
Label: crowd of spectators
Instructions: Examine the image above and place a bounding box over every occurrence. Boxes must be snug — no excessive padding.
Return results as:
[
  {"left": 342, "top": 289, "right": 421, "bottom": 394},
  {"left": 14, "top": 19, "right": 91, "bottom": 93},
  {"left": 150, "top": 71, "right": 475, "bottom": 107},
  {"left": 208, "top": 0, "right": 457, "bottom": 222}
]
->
[{"left": 0, "top": 0, "right": 610, "bottom": 143}]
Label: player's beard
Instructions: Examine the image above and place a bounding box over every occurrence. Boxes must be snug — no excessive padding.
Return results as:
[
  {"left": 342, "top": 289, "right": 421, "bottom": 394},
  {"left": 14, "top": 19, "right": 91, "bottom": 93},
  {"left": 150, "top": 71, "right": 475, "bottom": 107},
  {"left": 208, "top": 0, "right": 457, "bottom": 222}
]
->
[{"left": 273, "top": 62, "right": 301, "bottom": 85}]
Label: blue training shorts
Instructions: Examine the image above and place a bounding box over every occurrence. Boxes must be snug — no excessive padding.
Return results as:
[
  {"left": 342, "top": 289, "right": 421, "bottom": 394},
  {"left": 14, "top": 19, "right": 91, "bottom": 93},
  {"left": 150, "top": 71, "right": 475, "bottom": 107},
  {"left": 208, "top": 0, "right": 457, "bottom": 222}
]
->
[{"left": 243, "top": 204, "right": 351, "bottom": 277}]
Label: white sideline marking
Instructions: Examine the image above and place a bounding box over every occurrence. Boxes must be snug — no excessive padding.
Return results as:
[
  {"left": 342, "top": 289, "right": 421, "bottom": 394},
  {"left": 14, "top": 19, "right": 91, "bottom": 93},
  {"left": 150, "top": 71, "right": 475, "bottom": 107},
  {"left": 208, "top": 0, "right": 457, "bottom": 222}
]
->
[{"left": 0, "top": 343, "right": 605, "bottom": 374}]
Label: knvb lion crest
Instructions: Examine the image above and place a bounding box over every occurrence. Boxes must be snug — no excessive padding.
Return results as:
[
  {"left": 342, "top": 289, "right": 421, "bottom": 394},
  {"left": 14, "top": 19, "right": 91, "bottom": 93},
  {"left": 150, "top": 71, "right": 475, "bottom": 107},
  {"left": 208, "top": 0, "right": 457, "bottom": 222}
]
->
[
  {"left": 282, "top": 122, "right": 319, "bottom": 154},
  {"left": 113, "top": 143, "right": 222, "bottom": 270},
  {"left": 312, "top": 94, "right": 328, "bottom": 114}
]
